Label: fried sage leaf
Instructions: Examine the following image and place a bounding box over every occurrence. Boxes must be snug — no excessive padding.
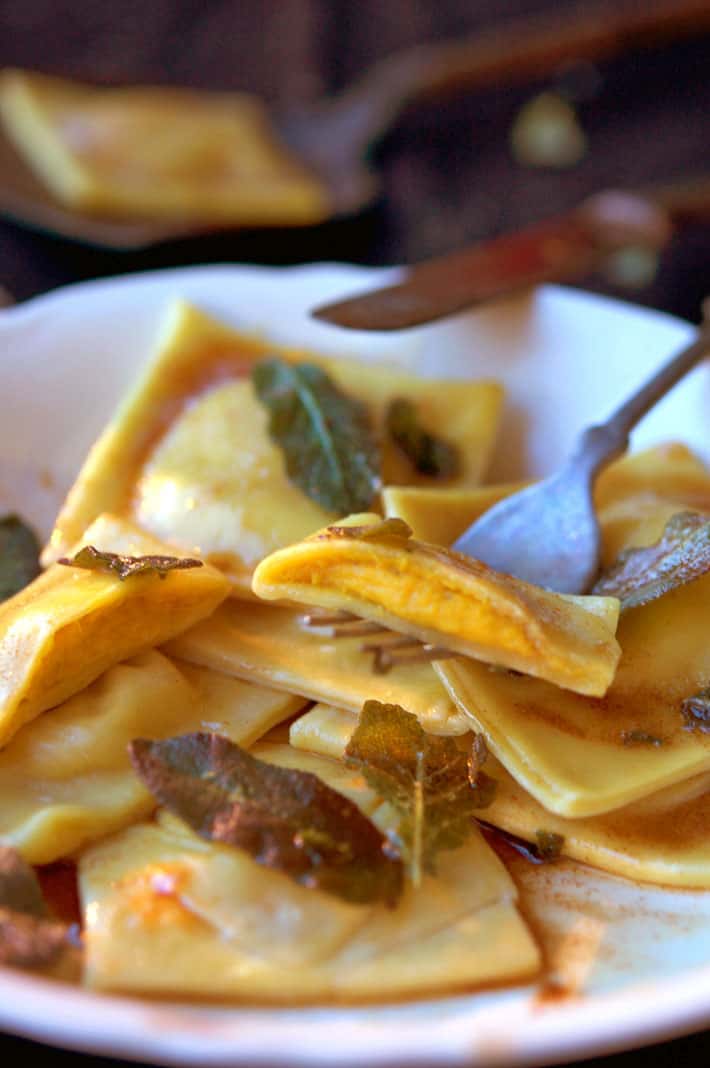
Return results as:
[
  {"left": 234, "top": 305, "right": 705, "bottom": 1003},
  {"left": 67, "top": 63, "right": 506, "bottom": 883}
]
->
[
  {"left": 681, "top": 687, "right": 710, "bottom": 733},
  {"left": 252, "top": 358, "right": 381, "bottom": 514},
  {"left": 592, "top": 511, "right": 710, "bottom": 610},
  {"left": 0, "top": 846, "right": 70, "bottom": 969},
  {"left": 621, "top": 729, "right": 665, "bottom": 747},
  {"left": 129, "top": 732, "right": 403, "bottom": 907},
  {"left": 534, "top": 830, "right": 565, "bottom": 862},
  {"left": 325, "top": 517, "right": 413, "bottom": 548},
  {"left": 386, "top": 397, "right": 459, "bottom": 479},
  {"left": 58, "top": 545, "right": 203, "bottom": 581},
  {"left": 0, "top": 514, "right": 40, "bottom": 602},
  {"left": 344, "top": 701, "right": 495, "bottom": 885}
]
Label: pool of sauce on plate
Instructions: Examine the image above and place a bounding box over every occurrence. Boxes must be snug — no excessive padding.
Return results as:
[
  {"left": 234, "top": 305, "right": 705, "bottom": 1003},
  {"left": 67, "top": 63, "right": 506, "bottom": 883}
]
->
[
  {"left": 480, "top": 823, "right": 581, "bottom": 1005},
  {"left": 38, "top": 860, "right": 82, "bottom": 927}
]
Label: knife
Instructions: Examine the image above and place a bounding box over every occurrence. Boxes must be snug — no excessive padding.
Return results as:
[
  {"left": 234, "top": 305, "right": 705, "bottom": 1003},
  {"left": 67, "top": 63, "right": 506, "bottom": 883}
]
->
[{"left": 311, "top": 181, "right": 710, "bottom": 331}]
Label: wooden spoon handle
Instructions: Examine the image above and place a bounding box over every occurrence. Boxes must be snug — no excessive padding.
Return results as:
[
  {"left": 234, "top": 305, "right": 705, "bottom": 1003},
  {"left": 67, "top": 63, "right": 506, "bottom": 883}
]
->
[{"left": 334, "top": 0, "right": 710, "bottom": 157}]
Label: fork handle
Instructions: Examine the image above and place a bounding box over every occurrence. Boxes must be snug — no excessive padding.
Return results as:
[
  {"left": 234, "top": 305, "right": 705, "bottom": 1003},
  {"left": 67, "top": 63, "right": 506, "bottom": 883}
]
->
[
  {"left": 332, "top": 0, "right": 710, "bottom": 159},
  {"left": 570, "top": 315, "right": 710, "bottom": 477}
]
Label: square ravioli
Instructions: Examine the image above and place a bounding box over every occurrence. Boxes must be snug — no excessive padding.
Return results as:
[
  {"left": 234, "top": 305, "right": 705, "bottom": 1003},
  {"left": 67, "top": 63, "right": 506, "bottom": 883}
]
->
[
  {"left": 79, "top": 743, "right": 539, "bottom": 1001},
  {"left": 165, "top": 600, "right": 469, "bottom": 735},
  {"left": 0, "top": 512, "right": 230, "bottom": 746},
  {"left": 252, "top": 513, "right": 621, "bottom": 697},
  {"left": 0, "top": 69, "right": 328, "bottom": 225},
  {"left": 291, "top": 703, "right": 710, "bottom": 889},
  {"left": 44, "top": 301, "right": 503, "bottom": 595},
  {"left": 0, "top": 652, "right": 304, "bottom": 865},
  {"left": 482, "top": 757, "right": 710, "bottom": 890},
  {"left": 422, "top": 445, "right": 710, "bottom": 817}
]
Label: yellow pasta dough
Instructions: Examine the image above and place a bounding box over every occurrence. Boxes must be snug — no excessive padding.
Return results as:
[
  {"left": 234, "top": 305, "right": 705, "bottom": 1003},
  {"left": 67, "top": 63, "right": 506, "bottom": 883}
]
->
[
  {"left": 252, "top": 513, "right": 621, "bottom": 697},
  {"left": 165, "top": 600, "right": 468, "bottom": 735},
  {"left": 292, "top": 702, "right": 710, "bottom": 888},
  {"left": 79, "top": 744, "right": 540, "bottom": 1000},
  {"left": 0, "top": 69, "right": 329, "bottom": 225},
  {"left": 0, "top": 652, "right": 305, "bottom": 864},
  {"left": 43, "top": 302, "right": 503, "bottom": 595},
  {"left": 0, "top": 512, "right": 230, "bottom": 746},
  {"left": 434, "top": 445, "right": 710, "bottom": 817}
]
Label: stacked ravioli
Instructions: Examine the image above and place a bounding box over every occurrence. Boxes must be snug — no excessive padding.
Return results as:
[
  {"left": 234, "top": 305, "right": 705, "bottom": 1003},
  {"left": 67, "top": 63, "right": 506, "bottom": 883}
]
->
[{"left": 4, "top": 300, "right": 709, "bottom": 1001}]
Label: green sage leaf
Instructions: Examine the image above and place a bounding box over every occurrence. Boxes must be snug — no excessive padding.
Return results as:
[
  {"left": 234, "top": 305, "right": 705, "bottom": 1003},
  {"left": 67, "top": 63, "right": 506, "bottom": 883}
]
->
[
  {"left": 252, "top": 358, "right": 381, "bottom": 514},
  {"left": 592, "top": 511, "right": 710, "bottom": 610},
  {"left": 386, "top": 397, "right": 459, "bottom": 478},
  {"left": 58, "top": 545, "right": 203, "bottom": 581},
  {"left": 344, "top": 701, "right": 495, "bottom": 885},
  {"left": 0, "top": 514, "right": 40, "bottom": 602},
  {"left": 620, "top": 729, "right": 665, "bottom": 747},
  {"left": 324, "top": 517, "right": 413, "bottom": 548},
  {"left": 534, "top": 830, "right": 565, "bottom": 862},
  {"left": 129, "top": 732, "right": 403, "bottom": 907}
]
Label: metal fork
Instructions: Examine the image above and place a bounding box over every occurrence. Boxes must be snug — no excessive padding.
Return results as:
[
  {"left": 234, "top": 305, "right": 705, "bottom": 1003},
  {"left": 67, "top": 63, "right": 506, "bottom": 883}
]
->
[{"left": 303, "top": 308, "right": 710, "bottom": 672}]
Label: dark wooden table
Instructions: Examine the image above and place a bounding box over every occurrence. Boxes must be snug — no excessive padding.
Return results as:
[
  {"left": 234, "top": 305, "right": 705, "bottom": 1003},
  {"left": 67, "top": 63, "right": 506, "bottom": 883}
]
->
[{"left": 1, "top": 1, "right": 709, "bottom": 1065}]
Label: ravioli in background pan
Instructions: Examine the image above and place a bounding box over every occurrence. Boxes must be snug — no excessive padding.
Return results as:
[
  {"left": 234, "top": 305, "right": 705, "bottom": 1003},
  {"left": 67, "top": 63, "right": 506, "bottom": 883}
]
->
[
  {"left": 0, "top": 651, "right": 304, "bottom": 865},
  {"left": 164, "top": 600, "right": 469, "bottom": 735},
  {"left": 79, "top": 744, "right": 539, "bottom": 1000},
  {"left": 43, "top": 301, "right": 503, "bottom": 595},
  {"left": 0, "top": 69, "right": 329, "bottom": 225},
  {"left": 0, "top": 512, "right": 230, "bottom": 747}
]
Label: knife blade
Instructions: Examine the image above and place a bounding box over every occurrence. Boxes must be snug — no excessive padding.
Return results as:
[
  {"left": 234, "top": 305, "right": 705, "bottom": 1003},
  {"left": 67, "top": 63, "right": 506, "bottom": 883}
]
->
[{"left": 311, "top": 183, "right": 709, "bottom": 331}]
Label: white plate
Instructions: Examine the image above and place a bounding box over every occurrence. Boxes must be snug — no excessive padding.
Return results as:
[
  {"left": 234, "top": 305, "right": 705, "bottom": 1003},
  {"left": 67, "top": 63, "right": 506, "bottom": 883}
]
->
[{"left": 0, "top": 264, "right": 709, "bottom": 1067}]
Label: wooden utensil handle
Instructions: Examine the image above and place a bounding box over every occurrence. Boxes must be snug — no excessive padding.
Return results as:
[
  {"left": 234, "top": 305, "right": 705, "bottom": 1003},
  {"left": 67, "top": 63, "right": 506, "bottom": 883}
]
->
[{"left": 336, "top": 0, "right": 710, "bottom": 157}]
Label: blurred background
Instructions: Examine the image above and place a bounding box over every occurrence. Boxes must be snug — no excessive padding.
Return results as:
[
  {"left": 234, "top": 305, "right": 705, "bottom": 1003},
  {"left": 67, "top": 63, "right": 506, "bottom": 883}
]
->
[{"left": 1, "top": 0, "right": 709, "bottom": 317}]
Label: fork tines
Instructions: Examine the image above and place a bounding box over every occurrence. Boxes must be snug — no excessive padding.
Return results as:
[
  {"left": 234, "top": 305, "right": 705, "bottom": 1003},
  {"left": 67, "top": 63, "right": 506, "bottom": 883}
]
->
[
  {"left": 300, "top": 611, "right": 387, "bottom": 637},
  {"left": 300, "top": 610, "right": 457, "bottom": 674}
]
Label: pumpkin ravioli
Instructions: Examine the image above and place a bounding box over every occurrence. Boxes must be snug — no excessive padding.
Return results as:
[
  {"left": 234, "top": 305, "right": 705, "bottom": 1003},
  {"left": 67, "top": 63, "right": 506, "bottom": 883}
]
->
[
  {"left": 79, "top": 744, "right": 539, "bottom": 1000},
  {"left": 0, "top": 652, "right": 305, "bottom": 865},
  {"left": 252, "top": 514, "right": 621, "bottom": 697},
  {"left": 164, "top": 600, "right": 469, "bottom": 735},
  {"left": 0, "top": 69, "right": 328, "bottom": 225},
  {"left": 43, "top": 301, "right": 503, "bottom": 594},
  {"left": 483, "top": 758, "right": 710, "bottom": 890},
  {"left": 437, "top": 575, "right": 710, "bottom": 818},
  {"left": 427, "top": 446, "right": 710, "bottom": 817},
  {"left": 289, "top": 704, "right": 710, "bottom": 888},
  {"left": 0, "top": 512, "right": 230, "bottom": 746}
]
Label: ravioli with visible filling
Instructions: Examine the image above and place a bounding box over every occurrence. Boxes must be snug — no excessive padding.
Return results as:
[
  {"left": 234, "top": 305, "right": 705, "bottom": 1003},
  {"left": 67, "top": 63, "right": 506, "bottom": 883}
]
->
[
  {"left": 79, "top": 744, "right": 540, "bottom": 1000},
  {"left": 0, "top": 69, "right": 329, "bottom": 225},
  {"left": 0, "top": 512, "right": 230, "bottom": 746},
  {"left": 252, "top": 514, "right": 621, "bottom": 697},
  {"left": 432, "top": 446, "right": 710, "bottom": 817},
  {"left": 164, "top": 600, "right": 468, "bottom": 735},
  {"left": 43, "top": 302, "right": 503, "bottom": 595},
  {"left": 437, "top": 576, "right": 710, "bottom": 818},
  {"left": 0, "top": 652, "right": 304, "bottom": 865}
]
